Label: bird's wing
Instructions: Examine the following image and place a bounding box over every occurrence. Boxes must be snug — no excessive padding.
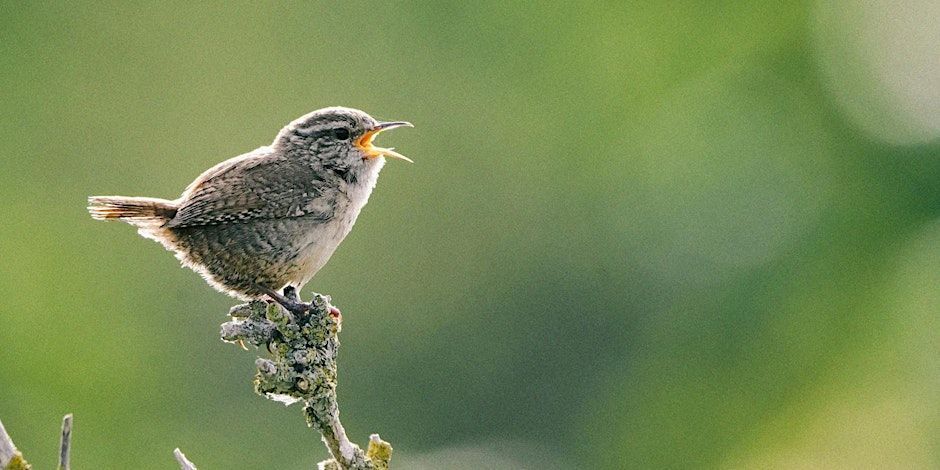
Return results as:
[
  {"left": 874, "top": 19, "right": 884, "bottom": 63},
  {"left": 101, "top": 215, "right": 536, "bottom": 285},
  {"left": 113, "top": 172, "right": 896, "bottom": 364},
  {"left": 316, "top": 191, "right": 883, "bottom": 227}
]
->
[{"left": 167, "top": 148, "right": 336, "bottom": 228}]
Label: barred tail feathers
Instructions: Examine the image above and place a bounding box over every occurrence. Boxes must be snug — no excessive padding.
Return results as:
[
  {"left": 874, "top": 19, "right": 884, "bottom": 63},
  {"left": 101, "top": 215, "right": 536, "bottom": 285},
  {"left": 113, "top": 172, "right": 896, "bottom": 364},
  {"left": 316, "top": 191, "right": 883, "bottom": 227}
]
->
[{"left": 87, "top": 196, "right": 178, "bottom": 226}]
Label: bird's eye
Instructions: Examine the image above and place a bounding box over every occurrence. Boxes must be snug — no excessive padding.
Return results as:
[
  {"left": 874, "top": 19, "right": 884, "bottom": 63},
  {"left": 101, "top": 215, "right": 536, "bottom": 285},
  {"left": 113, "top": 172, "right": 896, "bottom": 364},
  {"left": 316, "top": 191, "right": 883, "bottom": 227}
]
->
[{"left": 333, "top": 128, "right": 351, "bottom": 140}]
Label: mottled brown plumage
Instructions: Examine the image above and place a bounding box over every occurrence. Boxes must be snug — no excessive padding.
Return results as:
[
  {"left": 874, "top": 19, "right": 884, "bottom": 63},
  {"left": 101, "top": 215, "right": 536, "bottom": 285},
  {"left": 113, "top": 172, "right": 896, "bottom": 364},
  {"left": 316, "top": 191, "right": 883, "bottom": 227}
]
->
[{"left": 89, "top": 107, "right": 412, "bottom": 305}]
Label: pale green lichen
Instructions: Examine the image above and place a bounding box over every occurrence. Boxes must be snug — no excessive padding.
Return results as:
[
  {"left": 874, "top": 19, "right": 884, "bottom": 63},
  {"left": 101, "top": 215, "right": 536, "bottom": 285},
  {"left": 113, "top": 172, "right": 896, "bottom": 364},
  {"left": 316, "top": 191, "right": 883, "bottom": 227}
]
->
[
  {"left": 0, "top": 418, "right": 31, "bottom": 470},
  {"left": 222, "top": 294, "right": 392, "bottom": 469},
  {"left": 4, "top": 454, "right": 31, "bottom": 470},
  {"left": 366, "top": 435, "right": 393, "bottom": 470}
]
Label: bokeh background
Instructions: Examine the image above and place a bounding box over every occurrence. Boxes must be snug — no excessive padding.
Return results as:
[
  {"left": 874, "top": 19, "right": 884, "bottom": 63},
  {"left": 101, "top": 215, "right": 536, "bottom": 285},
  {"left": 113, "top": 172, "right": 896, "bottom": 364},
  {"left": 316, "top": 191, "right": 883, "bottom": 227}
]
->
[{"left": 2, "top": 1, "right": 938, "bottom": 468}]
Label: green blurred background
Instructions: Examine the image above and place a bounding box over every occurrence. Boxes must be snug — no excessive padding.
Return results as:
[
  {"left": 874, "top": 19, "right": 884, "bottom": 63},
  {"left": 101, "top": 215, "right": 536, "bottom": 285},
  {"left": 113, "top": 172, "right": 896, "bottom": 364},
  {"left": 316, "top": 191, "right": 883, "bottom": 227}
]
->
[{"left": 2, "top": 1, "right": 938, "bottom": 468}]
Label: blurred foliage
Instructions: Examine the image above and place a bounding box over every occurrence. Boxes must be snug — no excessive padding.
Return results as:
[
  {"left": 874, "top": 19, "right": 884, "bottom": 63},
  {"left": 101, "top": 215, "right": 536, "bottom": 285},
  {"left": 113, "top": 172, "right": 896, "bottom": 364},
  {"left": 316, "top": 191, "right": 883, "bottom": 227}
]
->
[{"left": 1, "top": 1, "right": 937, "bottom": 468}]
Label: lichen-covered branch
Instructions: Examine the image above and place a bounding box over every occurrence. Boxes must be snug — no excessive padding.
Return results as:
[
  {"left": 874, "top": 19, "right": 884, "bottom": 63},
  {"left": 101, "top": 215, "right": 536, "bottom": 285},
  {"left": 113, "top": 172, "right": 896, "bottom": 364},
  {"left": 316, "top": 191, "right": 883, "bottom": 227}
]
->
[
  {"left": 3, "top": 294, "right": 392, "bottom": 470},
  {"left": 220, "top": 294, "right": 392, "bottom": 469}
]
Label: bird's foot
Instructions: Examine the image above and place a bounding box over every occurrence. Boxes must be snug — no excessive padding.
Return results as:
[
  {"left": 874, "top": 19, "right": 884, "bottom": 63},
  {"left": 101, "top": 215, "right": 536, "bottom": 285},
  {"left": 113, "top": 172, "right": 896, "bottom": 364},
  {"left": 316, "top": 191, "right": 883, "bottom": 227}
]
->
[
  {"left": 259, "top": 286, "right": 310, "bottom": 316},
  {"left": 283, "top": 285, "right": 300, "bottom": 302}
]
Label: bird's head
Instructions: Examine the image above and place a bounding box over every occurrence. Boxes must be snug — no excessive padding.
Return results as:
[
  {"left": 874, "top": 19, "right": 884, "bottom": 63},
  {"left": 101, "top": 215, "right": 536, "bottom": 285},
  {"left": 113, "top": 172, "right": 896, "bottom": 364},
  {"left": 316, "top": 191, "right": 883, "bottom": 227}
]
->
[{"left": 275, "top": 107, "right": 413, "bottom": 182}]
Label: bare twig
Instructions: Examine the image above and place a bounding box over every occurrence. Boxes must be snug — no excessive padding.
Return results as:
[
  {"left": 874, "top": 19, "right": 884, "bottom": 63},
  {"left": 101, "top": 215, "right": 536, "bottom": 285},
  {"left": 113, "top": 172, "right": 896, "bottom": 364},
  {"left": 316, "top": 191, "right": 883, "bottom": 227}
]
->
[
  {"left": 0, "top": 419, "right": 32, "bottom": 470},
  {"left": 173, "top": 448, "right": 197, "bottom": 470},
  {"left": 57, "top": 414, "right": 72, "bottom": 470}
]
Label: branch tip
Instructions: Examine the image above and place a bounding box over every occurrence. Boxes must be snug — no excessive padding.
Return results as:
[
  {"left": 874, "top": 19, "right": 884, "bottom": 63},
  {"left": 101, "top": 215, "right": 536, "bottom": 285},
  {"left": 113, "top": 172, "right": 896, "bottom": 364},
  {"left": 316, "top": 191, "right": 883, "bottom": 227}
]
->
[
  {"left": 58, "top": 414, "right": 72, "bottom": 470},
  {"left": 173, "top": 448, "right": 197, "bottom": 470}
]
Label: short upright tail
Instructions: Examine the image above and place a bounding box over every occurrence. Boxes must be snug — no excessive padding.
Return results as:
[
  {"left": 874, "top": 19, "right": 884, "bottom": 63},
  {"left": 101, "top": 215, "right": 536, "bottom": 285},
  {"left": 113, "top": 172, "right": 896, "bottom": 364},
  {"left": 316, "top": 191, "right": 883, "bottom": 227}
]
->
[{"left": 87, "top": 196, "right": 178, "bottom": 226}]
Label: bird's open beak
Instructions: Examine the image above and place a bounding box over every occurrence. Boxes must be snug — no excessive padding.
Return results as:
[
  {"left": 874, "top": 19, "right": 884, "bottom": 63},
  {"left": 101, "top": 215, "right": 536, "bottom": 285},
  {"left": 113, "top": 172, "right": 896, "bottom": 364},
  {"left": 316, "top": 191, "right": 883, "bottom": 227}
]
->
[{"left": 356, "top": 121, "right": 414, "bottom": 163}]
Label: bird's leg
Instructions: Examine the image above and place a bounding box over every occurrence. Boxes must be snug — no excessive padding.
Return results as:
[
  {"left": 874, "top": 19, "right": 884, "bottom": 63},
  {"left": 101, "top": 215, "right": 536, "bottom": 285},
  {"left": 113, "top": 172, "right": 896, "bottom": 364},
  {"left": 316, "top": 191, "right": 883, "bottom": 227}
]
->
[
  {"left": 258, "top": 285, "right": 309, "bottom": 316},
  {"left": 283, "top": 285, "right": 300, "bottom": 302}
]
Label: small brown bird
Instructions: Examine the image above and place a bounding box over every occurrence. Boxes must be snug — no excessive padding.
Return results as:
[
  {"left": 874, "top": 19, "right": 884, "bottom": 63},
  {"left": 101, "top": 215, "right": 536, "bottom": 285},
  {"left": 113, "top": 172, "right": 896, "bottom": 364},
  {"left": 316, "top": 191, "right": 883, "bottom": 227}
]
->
[{"left": 88, "top": 107, "right": 412, "bottom": 313}]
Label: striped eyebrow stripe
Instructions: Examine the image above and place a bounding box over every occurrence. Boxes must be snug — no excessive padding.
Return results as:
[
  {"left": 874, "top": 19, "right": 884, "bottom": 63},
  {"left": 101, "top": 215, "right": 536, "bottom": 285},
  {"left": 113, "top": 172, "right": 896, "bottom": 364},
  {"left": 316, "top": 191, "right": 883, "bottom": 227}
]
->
[{"left": 294, "top": 117, "right": 358, "bottom": 138}]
